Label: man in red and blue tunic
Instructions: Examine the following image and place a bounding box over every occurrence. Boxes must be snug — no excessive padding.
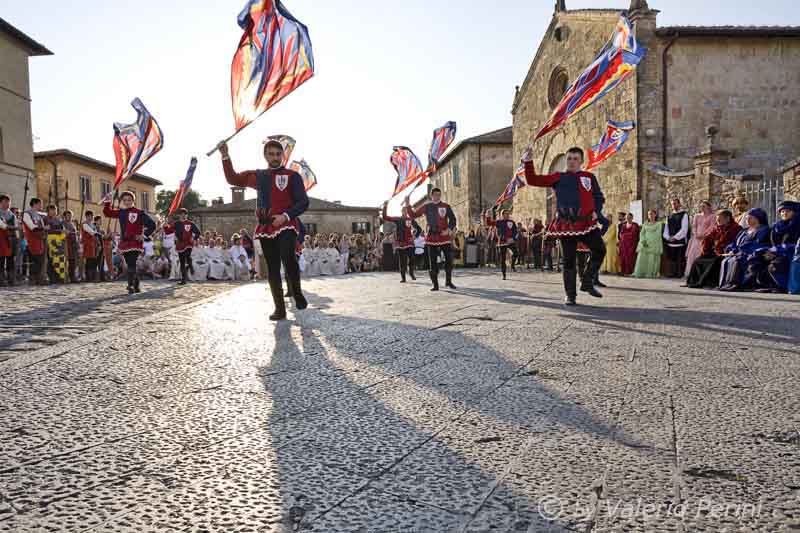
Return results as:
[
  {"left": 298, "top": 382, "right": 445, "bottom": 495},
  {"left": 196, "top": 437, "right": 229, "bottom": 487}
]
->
[
  {"left": 102, "top": 191, "right": 156, "bottom": 295},
  {"left": 488, "top": 208, "right": 519, "bottom": 281},
  {"left": 382, "top": 202, "right": 422, "bottom": 283},
  {"left": 522, "top": 146, "right": 606, "bottom": 305},
  {"left": 173, "top": 208, "right": 201, "bottom": 286},
  {"left": 218, "top": 139, "right": 309, "bottom": 321},
  {"left": 403, "top": 188, "right": 457, "bottom": 291}
]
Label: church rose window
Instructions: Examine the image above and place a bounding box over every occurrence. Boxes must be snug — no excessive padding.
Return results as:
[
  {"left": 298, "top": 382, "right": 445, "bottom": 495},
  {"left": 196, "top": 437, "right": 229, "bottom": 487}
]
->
[{"left": 548, "top": 67, "right": 569, "bottom": 109}]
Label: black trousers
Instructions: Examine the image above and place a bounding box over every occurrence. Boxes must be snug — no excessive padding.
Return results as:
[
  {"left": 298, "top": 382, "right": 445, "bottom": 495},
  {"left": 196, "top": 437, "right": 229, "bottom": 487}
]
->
[
  {"left": 665, "top": 244, "right": 687, "bottom": 278},
  {"left": 397, "top": 247, "right": 415, "bottom": 280},
  {"left": 687, "top": 255, "right": 722, "bottom": 288},
  {"left": 0, "top": 256, "right": 13, "bottom": 277},
  {"left": 30, "top": 254, "right": 44, "bottom": 283},
  {"left": 97, "top": 250, "right": 108, "bottom": 281},
  {"left": 261, "top": 231, "right": 302, "bottom": 302},
  {"left": 427, "top": 244, "right": 453, "bottom": 286},
  {"left": 499, "top": 245, "right": 514, "bottom": 277},
  {"left": 123, "top": 251, "right": 140, "bottom": 288},
  {"left": 179, "top": 249, "right": 193, "bottom": 279},
  {"left": 532, "top": 239, "right": 543, "bottom": 269},
  {"left": 85, "top": 257, "right": 98, "bottom": 281},
  {"left": 560, "top": 230, "right": 606, "bottom": 294}
]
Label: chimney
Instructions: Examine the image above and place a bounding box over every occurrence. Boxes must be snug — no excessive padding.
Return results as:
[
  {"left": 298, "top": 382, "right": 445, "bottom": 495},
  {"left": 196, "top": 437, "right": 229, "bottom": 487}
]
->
[{"left": 231, "top": 187, "right": 245, "bottom": 205}]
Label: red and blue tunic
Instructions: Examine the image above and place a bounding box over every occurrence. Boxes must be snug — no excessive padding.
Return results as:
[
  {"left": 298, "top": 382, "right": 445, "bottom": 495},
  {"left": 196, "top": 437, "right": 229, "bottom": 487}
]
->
[
  {"left": 175, "top": 220, "right": 200, "bottom": 253},
  {"left": 523, "top": 161, "right": 605, "bottom": 238},
  {"left": 404, "top": 201, "right": 457, "bottom": 247},
  {"left": 0, "top": 210, "right": 16, "bottom": 257},
  {"left": 382, "top": 205, "right": 422, "bottom": 250},
  {"left": 81, "top": 223, "right": 98, "bottom": 259},
  {"left": 222, "top": 159, "right": 309, "bottom": 239},
  {"left": 103, "top": 203, "right": 156, "bottom": 253},
  {"left": 496, "top": 219, "right": 518, "bottom": 246}
]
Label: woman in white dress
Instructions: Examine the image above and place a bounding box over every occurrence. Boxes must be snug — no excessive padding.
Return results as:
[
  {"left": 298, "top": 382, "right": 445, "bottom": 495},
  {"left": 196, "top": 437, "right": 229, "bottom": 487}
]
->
[
  {"left": 229, "top": 234, "right": 250, "bottom": 281},
  {"left": 191, "top": 239, "right": 210, "bottom": 281},
  {"left": 321, "top": 242, "right": 341, "bottom": 276},
  {"left": 305, "top": 242, "right": 322, "bottom": 277},
  {"left": 207, "top": 239, "right": 227, "bottom": 280}
]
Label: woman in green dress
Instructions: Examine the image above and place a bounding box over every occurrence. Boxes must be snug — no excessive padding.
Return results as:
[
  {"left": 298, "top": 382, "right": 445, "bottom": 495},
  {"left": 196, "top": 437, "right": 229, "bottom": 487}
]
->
[{"left": 634, "top": 209, "right": 664, "bottom": 278}]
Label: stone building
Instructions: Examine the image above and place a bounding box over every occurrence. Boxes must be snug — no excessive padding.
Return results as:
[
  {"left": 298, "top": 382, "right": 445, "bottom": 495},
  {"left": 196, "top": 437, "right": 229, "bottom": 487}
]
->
[
  {"left": 34, "top": 149, "right": 162, "bottom": 217},
  {"left": 782, "top": 158, "right": 800, "bottom": 202},
  {"left": 193, "top": 189, "right": 378, "bottom": 239},
  {"left": 0, "top": 18, "right": 51, "bottom": 205},
  {"left": 512, "top": 0, "right": 800, "bottom": 221},
  {"left": 428, "top": 126, "right": 513, "bottom": 230}
]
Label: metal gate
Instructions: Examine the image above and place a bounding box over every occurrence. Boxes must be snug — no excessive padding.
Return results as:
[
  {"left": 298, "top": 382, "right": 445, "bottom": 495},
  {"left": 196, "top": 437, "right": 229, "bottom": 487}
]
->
[{"left": 742, "top": 177, "right": 784, "bottom": 222}]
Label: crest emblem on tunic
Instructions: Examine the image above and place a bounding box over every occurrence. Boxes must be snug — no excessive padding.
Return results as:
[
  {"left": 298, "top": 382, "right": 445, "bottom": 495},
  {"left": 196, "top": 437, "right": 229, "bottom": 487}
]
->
[
  {"left": 438, "top": 207, "right": 447, "bottom": 218},
  {"left": 184, "top": 224, "right": 191, "bottom": 232},
  {"left": 276, "top": 174, "right": 289, "bottom": 191},
  {"left": 580, "top": 176, "right": 592, "bottom": 192},
  {"left": 128, "top": 212, "right": 138, "bottom": 224},
  {"left": 405, "top": 220, "right": 412, "bottom": 227},
  {"left": 507, "top": 221, "right": 513, "bottom": 229}
]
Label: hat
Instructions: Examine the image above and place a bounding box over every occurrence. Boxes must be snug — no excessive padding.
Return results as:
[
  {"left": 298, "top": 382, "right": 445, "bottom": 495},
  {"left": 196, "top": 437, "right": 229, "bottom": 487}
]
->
[
  {"left": 777, "top": 201, "right": 800, "bottom": 214},
  {"left": 746, "top": 208, "right": 768, "bottom": 226}
]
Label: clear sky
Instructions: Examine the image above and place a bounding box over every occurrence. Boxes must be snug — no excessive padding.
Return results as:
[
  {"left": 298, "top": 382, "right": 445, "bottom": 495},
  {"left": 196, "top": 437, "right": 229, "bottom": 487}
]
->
[{"left": 6, "top": 0, "right": 797, "bottom": 209}]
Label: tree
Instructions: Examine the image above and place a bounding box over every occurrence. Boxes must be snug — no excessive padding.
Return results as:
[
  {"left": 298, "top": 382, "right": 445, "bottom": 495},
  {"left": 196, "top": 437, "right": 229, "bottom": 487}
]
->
[{"left": 156, "top": 189, "right": 209, "bottom": 215}]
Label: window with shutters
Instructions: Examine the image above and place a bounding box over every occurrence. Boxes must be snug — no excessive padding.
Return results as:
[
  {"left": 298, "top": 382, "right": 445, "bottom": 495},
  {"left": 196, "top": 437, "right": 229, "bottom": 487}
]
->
[
  {"left": 352, "top": 221, "right": 370, "bottom": 234},
  {"left": 79, "top": 176, "right": 92, "bottom": 202}
]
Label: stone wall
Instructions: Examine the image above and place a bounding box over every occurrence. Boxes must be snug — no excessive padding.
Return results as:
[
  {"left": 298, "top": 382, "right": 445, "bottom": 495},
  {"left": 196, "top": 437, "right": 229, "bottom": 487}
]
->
[
  {"left": 194, "top": 209, "right": 379, "bottom": 240},
  {"left": 512, "top": 10, "right": 638, "bottom": 223},
  {"left": 664, "top": 38, "right": 800, "bottom": 181},
  {"left": 0, "top": 32, "right": 36, "bottom": 203},
  {"left": 783, "top": 158, "right": 800, "bottom": 202}
]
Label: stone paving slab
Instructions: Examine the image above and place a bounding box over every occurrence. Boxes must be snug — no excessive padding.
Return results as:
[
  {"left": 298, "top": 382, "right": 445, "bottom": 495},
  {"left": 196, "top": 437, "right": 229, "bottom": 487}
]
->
[{"left": 1, "top": 269, "right": 799, "bottom": 532}]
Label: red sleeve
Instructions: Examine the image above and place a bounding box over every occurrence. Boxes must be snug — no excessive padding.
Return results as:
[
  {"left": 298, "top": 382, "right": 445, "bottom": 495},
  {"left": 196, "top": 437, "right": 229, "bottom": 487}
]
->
[
  {"left": 701, "top": 228, "right": 719, "bottom": 256},
  {"left": 222, "top": 158, "right": 257, "bottom": 188},
  {"left": 102, "top": 202, "right": 119, "bottom": 218},
  {"left": 404, "top": 204, "right": 425, "bottom": 219},
  {"left": 523, "top": 160, "right": 561, "bottom": 187}
]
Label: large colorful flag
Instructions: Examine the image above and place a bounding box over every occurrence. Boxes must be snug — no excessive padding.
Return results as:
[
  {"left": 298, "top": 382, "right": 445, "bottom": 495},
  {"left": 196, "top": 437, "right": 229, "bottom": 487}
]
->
[
  {"left": 289, "top": 159, "right": 317, "bottom": 191},
  {"left": 231, "top": 0, "right": 315, "bottom": 131},
  {"left": 168, "top": 158, "right": 199, "bottom": 216},
  {"left": 113, "top": 98, "right": 164, "bottom": 189},
  {"left": 428, "top": 121, "right": 457, "bottom": 171},
  {"left": 266, "top": 134, "right": 296, "bottom": 166},
  {"left": 534, "top": 15, "right": 645, "bottom": 141},
  {"left": 586, "top": 120, "right": 635, "bottom": 172},
  {"left": 495, "top": 171, "right": 526, "bottom": 207},
  {"left": 391, "top": 146, "right": 425, "bottom": 196}
]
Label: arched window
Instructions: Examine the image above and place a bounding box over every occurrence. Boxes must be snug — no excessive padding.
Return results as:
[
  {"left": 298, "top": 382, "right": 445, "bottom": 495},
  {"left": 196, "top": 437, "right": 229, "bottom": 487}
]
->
[{"left": 548, "top": 68, "right": 569, "bottom": 109}]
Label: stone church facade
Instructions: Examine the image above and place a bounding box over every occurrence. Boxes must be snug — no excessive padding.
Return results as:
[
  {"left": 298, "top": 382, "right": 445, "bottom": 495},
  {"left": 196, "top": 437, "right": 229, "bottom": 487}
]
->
[{"left": 512, "top": 0, "right": 800, "bottom": 220}]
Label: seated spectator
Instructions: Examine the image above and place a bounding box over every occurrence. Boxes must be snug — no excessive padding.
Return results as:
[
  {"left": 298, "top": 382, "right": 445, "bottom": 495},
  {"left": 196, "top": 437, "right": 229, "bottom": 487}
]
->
[
  {"left": 191, "top": 239, "right": 210, "bottom": 281},
  {"left": 789, "top": 236, "right": 800, "bottom": 295},
  {"left": 153, "top": 255, "right": 170, "bottom": 279},
  {"left": 719, "top": 208, "right": 770, "bottom": 291},
  {"left": 229, "top": 234, "right": 250, "bottom": 281},
  {"left": 686, "top": 209, "right": 741, "bottom": 288},
  {"left": 742, "top": 201, "right": 800, "bottom": 293}
]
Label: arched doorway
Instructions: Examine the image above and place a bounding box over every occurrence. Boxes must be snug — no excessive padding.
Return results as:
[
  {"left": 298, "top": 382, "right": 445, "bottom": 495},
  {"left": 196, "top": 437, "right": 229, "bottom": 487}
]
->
[{"left": 545, "top": 154, "right": 566, "bottom": 219}]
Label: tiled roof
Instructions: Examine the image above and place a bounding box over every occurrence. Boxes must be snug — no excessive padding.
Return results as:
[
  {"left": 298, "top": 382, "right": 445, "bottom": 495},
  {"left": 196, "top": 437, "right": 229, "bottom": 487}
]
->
[
  {"left": 34, "top": 149, "right": 162, "bottom": 187},
  {"left": 657, "top": 26, "right": 800, "bottom": 38},
  {"left": 462, "top": 126, "right": 513, "bottom": 145},
  {"left": 0, "top": 18, "right": 52, "bottom": 56}
]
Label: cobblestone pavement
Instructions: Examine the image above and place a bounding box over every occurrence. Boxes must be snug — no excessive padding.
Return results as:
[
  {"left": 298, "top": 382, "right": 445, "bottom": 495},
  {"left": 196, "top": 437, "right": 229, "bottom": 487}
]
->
[
  {"left": 1, "top": 269, "right": 798, "bottom": 532},
  {"left": 0, "top": 281, "right": 241, "bottom": 360}
]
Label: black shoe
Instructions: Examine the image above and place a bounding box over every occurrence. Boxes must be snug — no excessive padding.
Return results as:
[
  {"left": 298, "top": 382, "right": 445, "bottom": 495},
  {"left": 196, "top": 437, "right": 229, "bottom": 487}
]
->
[
  {"left": 127, "top": 285, "right": 135, "bottom": 295},
  {"left": 446, "top": 283, "right": 457, "bottom": 289},
  {"left": 284, "top": 291, "right": 292, "bottom": 298},
  {"left": 430, "top": 286, "right": 439, "bottom": 291},
  {"left": 595, "top": 281, "right": 608, "bottom": 288},
  {"left": 410, "top": 274, "right": 416, "bottom": 280},
  {"left": 294, "top": 292, "right": 308, "bottom": 310},
  {"left": 564, "top": 295, "right": 577, "bottom": 305},
  {"left": 580, "top": 285, "right": 603, "bottom": 298},
  {"left": 400, "top": 278, "right": 406, "bottom": 283},
  {"left": 502, "top": 275, "right": 506, "bottom": 280},
  {"left": 269, "top": 311, "right": 287, "bottom": 321},
  {"left": 179, "top": 280, "right": 187, "bottom": 285}
]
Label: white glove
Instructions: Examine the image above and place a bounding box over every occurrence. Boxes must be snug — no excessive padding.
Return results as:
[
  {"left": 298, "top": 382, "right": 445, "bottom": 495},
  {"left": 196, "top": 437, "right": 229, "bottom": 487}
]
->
[{"left": 521, "top": 146, "right": 534, "bottom": 163}]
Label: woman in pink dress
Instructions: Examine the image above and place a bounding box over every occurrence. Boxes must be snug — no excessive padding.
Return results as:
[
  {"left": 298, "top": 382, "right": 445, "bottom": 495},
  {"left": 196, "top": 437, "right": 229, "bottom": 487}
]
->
[
  {"left": 618, "top": 213, "right": 641, "bottom": 276},
  {"left": 685, "top": 201, "right": 716, "bottom": 277}
]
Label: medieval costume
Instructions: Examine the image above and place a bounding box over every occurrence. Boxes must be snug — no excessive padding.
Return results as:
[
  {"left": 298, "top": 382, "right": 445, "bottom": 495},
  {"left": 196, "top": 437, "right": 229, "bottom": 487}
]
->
[
  {"left": 103, "top": 200, "right": 156, "bottom": 294},
  {"left": 686, "top": 217, "right": 741, "bottom": 288},
  {"left": 600, "top": 216, "right": 620, "bottom": 274},
  {"left": 23, "top": 207, "right": 46, "bottom": 285},
  {"left": 405, "top": 199, "right": 457, "bottom": 291},
  {"left": 618, "top": 220, "right": 640, "bottom": 276},
  {"left": 522, "top": 159, "right": 606, "bottom": 305},
  {"left": 207, "top": 242, "right": 228, "bottom": 280},
  {"left": 530, "top": 221, "right": 545, "bottom": 269},
  {"left": 789, "top": 237, "right": 800, "bottom": 295},
  {"left": 742, "top": 202, "right": 800, "bottom": 293},
  {"left": 0, "top": 207, "right": 18, "bottom": 286},
  {"left": 718, "top": 208, "right": 770, "bottom": 290},
  {"left": 382, "top": 204, "right": 421, "bottom": 283},
  {"left": 663, "top": 209, "right": 690, "bottom": 278},
  {"left": 685, "top": 210, "right": 716, "bottom": 277},
  {"left": 229, "top": 242, "right": 250, "bottom": 281},
  {"left": 633, "top": 220, "right": 664, "bottom": 279},
  {"left": 174, "top": 219, "right": 201, "bottom": 285},
  {"left": 222, "top": 151, "right": 310, "bottom": 319},
  {"left": 191, "top": 245, "right": 210, "bottom": 281},
  {"left": 491, "top": 215, "right": 519, "bottom": 280},
  {"left": 63, "top": 216, "right": 79, "bottom": 283}
]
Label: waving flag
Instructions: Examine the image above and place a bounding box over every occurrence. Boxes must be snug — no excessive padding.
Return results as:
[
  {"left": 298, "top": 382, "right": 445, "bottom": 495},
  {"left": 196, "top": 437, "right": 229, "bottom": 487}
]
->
[
  {"left": 231, "top": 0, "right": 315, "bottom": 132},
  {"left": 535, "top": 15, "right": 645, "bottom": 141},
  {"left": 290, "top": 159, "right": 317, "bottom": 191},
  {"left": 586, "top": 120, "right": 635, "bottom": 171},
  {"left": 495, "top": 171, "right": 526, "bottom": 207},
  {"left": 168, "top": 158, "right": 198, "bottom": 216},
  {"left": 112, "top": 98, "right": 164, "bottom": 189},
  {"left": 428, "top": 121, "right": 457, "bottom": 170},
  {"left": 391, "top": 146, "right": 425, "bottom": 196},
  {"left": 266, "top": 134, "right": 296, "bottom": 166}
]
